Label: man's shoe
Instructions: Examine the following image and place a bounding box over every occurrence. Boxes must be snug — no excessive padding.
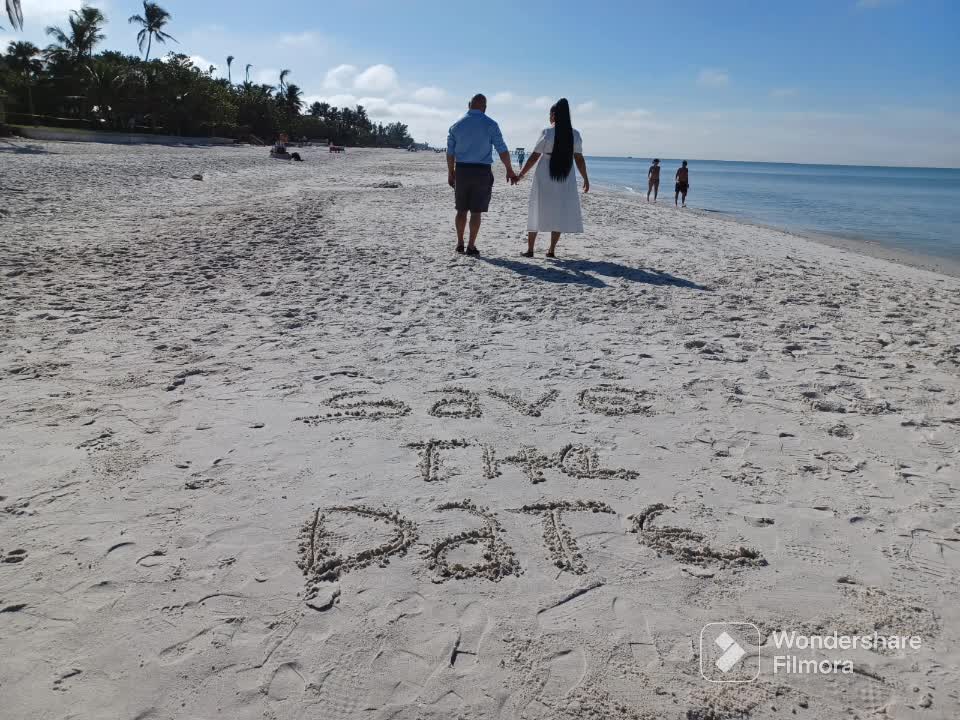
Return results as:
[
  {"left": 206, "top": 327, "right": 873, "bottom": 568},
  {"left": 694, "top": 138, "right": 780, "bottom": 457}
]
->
[
  {"left": 466, "top": 246, "right": 480, "bottom": 257},
  {"left": 456, "top": 245, "right": 465, "bottom": 254}
]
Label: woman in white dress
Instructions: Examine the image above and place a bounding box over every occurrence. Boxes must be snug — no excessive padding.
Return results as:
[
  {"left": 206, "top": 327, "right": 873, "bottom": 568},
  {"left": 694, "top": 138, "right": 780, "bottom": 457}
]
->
[{"left": 517, "top": 98, "right": 590, "bottom": 258}]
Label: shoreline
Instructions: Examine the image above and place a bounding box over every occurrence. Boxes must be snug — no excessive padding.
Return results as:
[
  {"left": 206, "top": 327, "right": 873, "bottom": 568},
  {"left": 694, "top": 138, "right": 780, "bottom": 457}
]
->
[{"left": 594, "top": 181, "right": 960, "bottom": 279}]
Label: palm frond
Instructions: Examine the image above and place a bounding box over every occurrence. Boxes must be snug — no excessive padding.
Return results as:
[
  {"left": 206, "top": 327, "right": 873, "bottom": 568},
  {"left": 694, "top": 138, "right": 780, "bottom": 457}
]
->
[{"left": 5, "top": 0, "right": 23, "bottom": 30}]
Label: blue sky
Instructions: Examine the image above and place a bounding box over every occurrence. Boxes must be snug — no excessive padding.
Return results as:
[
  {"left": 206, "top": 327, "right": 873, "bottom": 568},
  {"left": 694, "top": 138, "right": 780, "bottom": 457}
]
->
[{"left": 5, "top": 0, "right": 958, "bottom": 165}]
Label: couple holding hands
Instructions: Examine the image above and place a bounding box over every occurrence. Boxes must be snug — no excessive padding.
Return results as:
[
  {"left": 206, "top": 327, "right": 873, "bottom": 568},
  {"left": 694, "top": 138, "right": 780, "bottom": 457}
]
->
[{"left": 446, "top": 94, "right": 589, "bottom": 258}]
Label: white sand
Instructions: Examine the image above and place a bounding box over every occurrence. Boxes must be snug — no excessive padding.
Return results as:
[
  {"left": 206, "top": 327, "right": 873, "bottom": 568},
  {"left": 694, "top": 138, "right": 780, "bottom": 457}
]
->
[{"left": 1, "top": 141, "right": 959, "bottom": 719}]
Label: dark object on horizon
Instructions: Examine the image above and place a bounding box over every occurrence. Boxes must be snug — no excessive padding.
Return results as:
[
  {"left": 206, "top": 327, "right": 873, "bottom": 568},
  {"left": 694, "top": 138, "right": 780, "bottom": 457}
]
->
[
  {"left": 270, "top": 149, "right": 302, "bottom": 161},
  {"left": 330, "top": 145, "right": 345, "bottom": 153}
]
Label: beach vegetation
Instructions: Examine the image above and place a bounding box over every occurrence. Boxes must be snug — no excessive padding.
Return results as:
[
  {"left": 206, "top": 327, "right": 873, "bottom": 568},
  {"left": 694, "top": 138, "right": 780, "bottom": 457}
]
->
[
  {"left": 0, "top": 4, "right": 415, "bottom": 147},
  {"left": 128, "top": 2, "right": 177, "bottom": 62}
]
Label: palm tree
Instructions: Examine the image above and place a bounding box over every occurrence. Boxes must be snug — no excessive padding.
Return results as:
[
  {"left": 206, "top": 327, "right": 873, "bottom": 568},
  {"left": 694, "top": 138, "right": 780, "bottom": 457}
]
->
[
  {"left": 245, "top": 64, "right": 253, "bottom": 84},
  {"left": 85, "top": 59, "right": 129, "bottom": 129},
  {"left": 46, "top": 6, "right": 107, "bottom": 62},
  {"left": 226, "top": 55, "right": 234, "bottom": 83},
  {"left": 279, "top": 83, "right": 303, "bottom": 116},
  {"left": 4, "top": 0, "right": 23, "bottom": 30},
  {"left": 278, "top": 68, "right": 291, "bottom": 93},
  {"left": 6, "top": 40, "right": 41, "bottom": 123},
  {"left": 128, "top": 2, "right": 176, "bottom": 62}
]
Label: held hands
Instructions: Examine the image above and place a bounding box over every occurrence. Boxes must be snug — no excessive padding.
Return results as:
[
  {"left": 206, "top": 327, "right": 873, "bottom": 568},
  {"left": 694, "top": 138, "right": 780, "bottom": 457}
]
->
[{"left": 507, "top": 168, "right": 519, "bottom": 186}]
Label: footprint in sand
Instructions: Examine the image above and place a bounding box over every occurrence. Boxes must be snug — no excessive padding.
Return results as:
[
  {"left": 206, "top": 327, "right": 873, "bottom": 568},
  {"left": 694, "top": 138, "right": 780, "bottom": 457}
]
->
[
  {"left": 266, "top": 661, "right": 306, "bottom": 701},
  {"left": 311, "top": 666, "right": 366, "bottom": 720},
  {"left": 447, "top": 602, "right": 493, "bottom": 670},
  {"left": 541, "top": 648, "right": 588, "bottom": 699},
  {"left": 1, "top": 548, "right": 27, "bottom": 565},
  {"left": 158, "top": 619, "right": 239, "bottom": 666}
]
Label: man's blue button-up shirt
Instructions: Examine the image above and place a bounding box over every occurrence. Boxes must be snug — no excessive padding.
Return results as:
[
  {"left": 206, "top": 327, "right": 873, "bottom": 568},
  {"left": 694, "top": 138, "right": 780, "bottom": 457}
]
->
[{"left": 446, "top": 110, "right": 508, "bottom": 165}]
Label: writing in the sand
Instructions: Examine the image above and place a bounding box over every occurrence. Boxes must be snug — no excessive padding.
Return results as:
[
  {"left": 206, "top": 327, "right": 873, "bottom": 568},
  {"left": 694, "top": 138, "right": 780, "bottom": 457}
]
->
[
  {"left": 297, "top": 500, "right": 767, "bottom": 609},
  {"left": 294, "top": 384, "right": 657, "bottom": 425},
  {"left": 295, "top": 384, "right": 768, "bottom": 609}
]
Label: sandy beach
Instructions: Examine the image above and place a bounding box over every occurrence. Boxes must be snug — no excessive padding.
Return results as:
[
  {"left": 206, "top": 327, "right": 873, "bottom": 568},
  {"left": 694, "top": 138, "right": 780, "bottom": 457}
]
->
[{"left": 1, "top": 140, "right": 959, "bottom": 719}]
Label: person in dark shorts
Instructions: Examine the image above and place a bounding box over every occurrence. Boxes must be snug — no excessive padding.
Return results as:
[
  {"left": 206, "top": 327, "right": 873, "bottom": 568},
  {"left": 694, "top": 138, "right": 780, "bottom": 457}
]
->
[
  {"left": 675, "top": 160, "right": 690, "bottom": 207},
  {"left": 446, "top": 93, "right": 518, "bottom": 256},
  {"left": 647, "top": 158, "right": 660, "bottom": 202}
]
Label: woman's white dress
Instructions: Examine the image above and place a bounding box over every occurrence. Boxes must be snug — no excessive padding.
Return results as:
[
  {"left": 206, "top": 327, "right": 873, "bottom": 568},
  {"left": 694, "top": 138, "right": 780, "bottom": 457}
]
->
[{"left": 527, "top": 127, "right": 584, "bottom": 233}]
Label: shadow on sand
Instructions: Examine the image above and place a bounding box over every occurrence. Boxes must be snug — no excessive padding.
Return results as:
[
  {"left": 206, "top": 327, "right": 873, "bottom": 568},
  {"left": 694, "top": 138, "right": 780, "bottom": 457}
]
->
[
  {"left": 484, "top": 256, "right": 710, "bottom": 291},
  {"left": 0, "top": 140, "right": 54, "bottom": 155}
]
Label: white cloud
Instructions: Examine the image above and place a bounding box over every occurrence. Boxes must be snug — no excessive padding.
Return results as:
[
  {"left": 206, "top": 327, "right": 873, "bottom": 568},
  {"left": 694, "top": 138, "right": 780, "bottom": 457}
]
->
[
  {"left": 491, "top": 91, "right": 516, "bottom": 104},
  {"left": 412, "top": 86, "right": 447, "bottom": 104},
  {"left": 322, "top": 64, "right": 398, "bottom": 94},
  {"left": 697, "top": 69, "right": 730, "bottom": 88},
  {"left": 529, "top": 96, "right": 553, "bottom": 109},
  {"left": 353, "top": 64, "right": 399, "bottom": 93},
  {"left": 319, "top": 93, "right": 360, "bottom": 108},
  {"left": 323, "top": 64, "right": 359, "bottom": 90},
  {"left": 15, "top": 0, "right": 111, "bottom": 33},
  {"left": 575, "top": 100, "right": 597, "bottom": 114},
  {"left": 190, "top": 56, "right": 217, "bottom": 72}
]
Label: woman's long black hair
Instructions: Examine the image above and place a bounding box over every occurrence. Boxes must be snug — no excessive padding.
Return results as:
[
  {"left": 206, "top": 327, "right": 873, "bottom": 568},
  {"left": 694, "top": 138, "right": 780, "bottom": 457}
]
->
[{"left": 548, "top": 98, "right": 574, "bottom": 182}]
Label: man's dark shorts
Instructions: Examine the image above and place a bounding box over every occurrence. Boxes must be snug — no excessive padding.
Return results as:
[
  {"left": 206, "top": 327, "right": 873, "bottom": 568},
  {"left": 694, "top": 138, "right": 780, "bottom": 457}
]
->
[
  {"left": 455, "top": 163, "right": 495, "bottom": 212},
  {"left": 675, "top": 182, "right": 689, "bottom": 194}
]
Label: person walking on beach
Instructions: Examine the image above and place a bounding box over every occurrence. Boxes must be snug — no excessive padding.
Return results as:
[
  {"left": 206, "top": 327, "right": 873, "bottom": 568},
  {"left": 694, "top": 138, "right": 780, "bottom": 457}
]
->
[
  {"left": 517, "top": 98, "right": 589, "bottom": 258},
  {"left": 647, "top": 159, "right": 661, "bottom": 202},
  {"left": 446, "top": 93, "right": 518, "bottom": 256},
  {"left": 675, "top": 160, "right": 690, "bottom": 207}
]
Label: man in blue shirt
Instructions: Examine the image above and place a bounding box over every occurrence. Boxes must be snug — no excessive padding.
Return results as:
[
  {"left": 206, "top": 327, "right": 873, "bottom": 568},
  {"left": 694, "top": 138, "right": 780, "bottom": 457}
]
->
[{"left": 446, "top": 93, "right": 518, "bottom": 256}]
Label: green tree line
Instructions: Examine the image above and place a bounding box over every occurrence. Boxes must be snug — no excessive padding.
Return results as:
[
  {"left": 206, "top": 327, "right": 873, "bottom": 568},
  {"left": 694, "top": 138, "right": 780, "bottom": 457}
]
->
[{"left": 0, "top": 2, "right": 415, "bottom": 146}]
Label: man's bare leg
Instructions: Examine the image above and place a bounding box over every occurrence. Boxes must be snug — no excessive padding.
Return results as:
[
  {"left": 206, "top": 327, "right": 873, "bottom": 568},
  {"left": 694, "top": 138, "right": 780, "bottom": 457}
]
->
[
  {"left": 546, "top": 232, "right": 561, "bottom": 257},
  {"left": 647, "top": 182, "right": 652, "bottom": 202},
  {"left": 682, "top": 191, "right": 687, "bottom": 208},
  {"left": 653, "top": 183, "right": 659, "bottom": 202},
  {"left": 455, "top": 210, "right": 468, "bottom": 251},
  {"left": 675, "top": 191, "right": 680, "bottom": 207},
  {"left": 468, "top": 212, "right": 482, "bottom": 250}
]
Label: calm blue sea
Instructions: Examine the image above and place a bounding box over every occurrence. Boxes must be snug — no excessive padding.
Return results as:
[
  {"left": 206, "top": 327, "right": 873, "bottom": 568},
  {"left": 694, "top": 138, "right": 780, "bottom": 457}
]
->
[{"left": 587, "top": 158, "right": 960, "bottom": 261}]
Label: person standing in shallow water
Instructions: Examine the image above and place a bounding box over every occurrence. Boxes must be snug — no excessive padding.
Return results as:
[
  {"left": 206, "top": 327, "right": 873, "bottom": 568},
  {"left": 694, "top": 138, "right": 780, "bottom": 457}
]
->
[
  {"left": 517, "top": 98, "right": 590, "bottom": 259},
  {"left": 647, "top": 158, "right": 661, "bottom": 202},
  {"left": 675, "top": 160, "right": 690, "bottom": 207},
  {"left": 446, "top": 93, "right": 518, "bottom": 256}
]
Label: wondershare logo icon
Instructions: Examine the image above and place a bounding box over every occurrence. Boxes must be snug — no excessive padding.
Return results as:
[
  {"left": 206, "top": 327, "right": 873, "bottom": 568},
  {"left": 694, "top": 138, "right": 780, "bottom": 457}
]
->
[
  {"left": 714, "top": 631, "right": 746, "bottom": 672},
  {"left": 700, "top": 623, "right": 761, "bottom": 683}
]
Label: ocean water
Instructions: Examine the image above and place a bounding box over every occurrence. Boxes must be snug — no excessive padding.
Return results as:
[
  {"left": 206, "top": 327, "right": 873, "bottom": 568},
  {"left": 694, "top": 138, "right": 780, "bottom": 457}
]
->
[{"left": 587, "top": 158, "right": 960, "bottom": 261}]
